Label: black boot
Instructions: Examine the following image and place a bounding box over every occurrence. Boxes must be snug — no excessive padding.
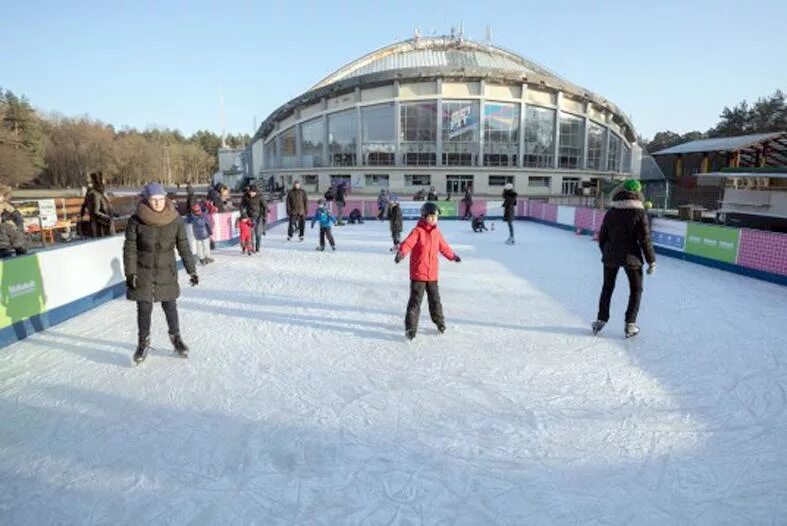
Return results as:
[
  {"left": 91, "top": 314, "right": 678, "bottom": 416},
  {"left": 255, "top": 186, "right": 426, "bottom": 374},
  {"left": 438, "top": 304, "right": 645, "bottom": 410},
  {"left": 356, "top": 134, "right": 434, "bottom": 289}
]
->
[
  {"left": 405, "top": 329, "right": 416, "bottom": 340},
  {"left": 170, "top": 333, "right": 189, "bottom": 358},
  {"left": 133, "top": 336, "right": 150, "bottom": 364}
]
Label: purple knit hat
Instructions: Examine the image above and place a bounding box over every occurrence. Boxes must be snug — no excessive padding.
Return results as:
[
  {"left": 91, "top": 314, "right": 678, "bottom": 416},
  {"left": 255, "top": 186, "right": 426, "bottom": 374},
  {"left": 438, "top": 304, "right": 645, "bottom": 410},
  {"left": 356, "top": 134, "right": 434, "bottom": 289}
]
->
[{"left": 143, "top": 182, "right": 166, "bottom": 198}]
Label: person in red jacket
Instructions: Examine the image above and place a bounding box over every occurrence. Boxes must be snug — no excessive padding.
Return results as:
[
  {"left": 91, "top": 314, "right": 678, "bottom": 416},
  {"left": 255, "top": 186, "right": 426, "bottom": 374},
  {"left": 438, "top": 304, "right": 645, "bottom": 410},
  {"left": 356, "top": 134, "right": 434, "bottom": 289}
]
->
[
  {"left": 236, "top": 213, "right": 255, "bottom": 255},
  {"left": 395, "top": 202, "right": 461, "bottom": 340}
]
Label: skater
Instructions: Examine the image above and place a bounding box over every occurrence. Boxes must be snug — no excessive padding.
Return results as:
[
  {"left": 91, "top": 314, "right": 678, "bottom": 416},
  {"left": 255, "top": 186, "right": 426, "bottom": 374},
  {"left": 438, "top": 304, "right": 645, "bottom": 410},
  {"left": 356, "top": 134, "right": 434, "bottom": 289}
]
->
[
  {"left": 123, "top": 183, "right": 198, "bottom": 364},
  {"left": 311, "top": 199, "right": 337, "bottom": 251},
  {"left": 471, "top": 214, "right": 488, "bottom": 233},
  {"left": 323, "top": 184, "right": 336, "bottom": 212},
  {"left": 427, "top": 186, "right": 439, "bottom": 201},
  {"left": 395, "top": 202, "right": 461, "bottom": 340},
  {"left": 237, "top": 212, "right": 255, "bottom": 255},
  {"left": 462, "top": 184, "right": 474, "bottom": 220},
  {"left": 592, "top": 179, "right": 656, "bottom": 338},
  {"left": 376, "top": 189, "right": 389, "bottom": 220},
  {"left": 502, "top": 183, "right": 517, "bottom": 244},
  {"left": 186, "top": 203, "right": 213, "bottom": 264},
  {"left": 335, "top": 182, "right": 347, "bottom": 225},
  {"left": 388, "top": 194, "right": 403, "bottom": 251},
  {"left": 241, "top": 184, "right": 268, "bottom": 251},
  {"left": 0, "top": 185, "right": 27, "bottom": 258},
  {"left": 84, "top": 171, "right": 115, "bottom": 238},
  {"left": 286, "top": 181, "right": 308, "bottom": 241},
  {"left": 348, "top": 208, "right": 364, "bottom": 224}
]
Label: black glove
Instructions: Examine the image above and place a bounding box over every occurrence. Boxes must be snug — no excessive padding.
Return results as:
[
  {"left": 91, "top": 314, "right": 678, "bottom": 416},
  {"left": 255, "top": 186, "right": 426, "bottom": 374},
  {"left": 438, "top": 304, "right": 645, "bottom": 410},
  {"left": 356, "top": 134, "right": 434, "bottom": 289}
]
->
[
  {"left": 189, "top": 273, "right": 199, "bottom": 286},
  {"left": 126, "top": 274, "right": 137, "bottom": 289},
  {"left": 394, "top": 251, "right": 403, "bottom": 264},
  {"left": 453, "top": 255, "right": 461, "bottom": 263}
]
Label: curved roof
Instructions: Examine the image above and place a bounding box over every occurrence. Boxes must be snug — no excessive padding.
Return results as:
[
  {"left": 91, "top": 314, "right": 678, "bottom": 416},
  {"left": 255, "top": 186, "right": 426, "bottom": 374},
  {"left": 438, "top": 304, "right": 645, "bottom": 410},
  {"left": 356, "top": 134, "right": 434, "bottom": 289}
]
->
[{"left": 311, "top": 37, "right": 567, "bottom": 90}]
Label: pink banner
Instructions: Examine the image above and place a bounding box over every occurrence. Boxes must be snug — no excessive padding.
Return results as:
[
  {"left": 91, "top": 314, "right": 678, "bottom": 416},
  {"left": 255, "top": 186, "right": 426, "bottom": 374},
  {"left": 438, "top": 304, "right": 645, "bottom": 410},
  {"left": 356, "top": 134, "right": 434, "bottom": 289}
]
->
[
  {"left": 574, "top": 207, "right": 595, "bottom": 231},
  {"left": 737, "top": 229, "right": 787, "bottom": 276}
]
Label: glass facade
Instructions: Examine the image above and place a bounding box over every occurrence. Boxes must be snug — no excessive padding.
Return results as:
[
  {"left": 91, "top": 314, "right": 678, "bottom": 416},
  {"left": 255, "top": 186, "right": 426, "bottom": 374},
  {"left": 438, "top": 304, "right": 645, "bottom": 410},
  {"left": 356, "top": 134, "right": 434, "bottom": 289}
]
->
[
  {"left": 586, "top": 121, "right": 605, "bottom": 171},
  {"left": 264, "top": 140, "right": 276, "bottom": 170},
  {"left": 607, "top": 133, "right": 621, "bottom": 172},
  {"left": 558, "top": 113, "right": 584, "bottom": 169},
  {"left": 279, "top": 127, "right": 297, "bottom": 169},
  {"left": 300, "top": 118, "right": 324, "bottom": 168},
  {"left": 361, "top": 103, "right": 395, "bottom": 166},
  {"left": 442, "top": 100, "right": 480, "bottom": 166},
  {"left": 621, "top": 143, "right": 632, "bottom": 174},
  {"left": 483, "top": 102, "right": 519, "bottom": 167},
  {"left": 401, "top": 101, "right": 437, "bottom": 166},
  {"left": 328, "top": 110, "right": 357, "bottom": 167},
  {"left": 523, "top": 106, "right": 555, "bottom": 168}
]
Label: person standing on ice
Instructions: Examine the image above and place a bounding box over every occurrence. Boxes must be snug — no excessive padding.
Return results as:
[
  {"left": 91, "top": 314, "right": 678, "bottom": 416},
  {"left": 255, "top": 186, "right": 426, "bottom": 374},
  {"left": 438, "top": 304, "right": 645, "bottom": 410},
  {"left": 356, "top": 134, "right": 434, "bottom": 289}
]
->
[
  {"left": 395, "top": 202, "right": 461, "bottom": 340},
  {"left": 502, "top": 182, "right": 518, "bottom": 244},
  {"left": 286, "top": 181, "right": 308, "bottom": 241},
  {"left": 240, "top": 184, "right": 267, "bottom": 251},
  {"left": 124, "top": 183, "right": 199, "bottom": 365},
  {"left": 310, "top": 199, "right": 337, "bottom": 251},
  {"left": 387, "top": 194, "right": 403, "bottom": 251},
  {"left": 592, "top": 179, "right": 656, "bottom": 338}
]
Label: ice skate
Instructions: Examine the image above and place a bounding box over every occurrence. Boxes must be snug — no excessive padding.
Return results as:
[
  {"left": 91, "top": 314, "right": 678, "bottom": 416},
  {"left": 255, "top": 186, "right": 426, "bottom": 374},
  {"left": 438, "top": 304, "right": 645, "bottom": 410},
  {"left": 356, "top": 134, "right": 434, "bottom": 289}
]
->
[
  {"left": 133, "top": 336, "right": 150, "bottom": 365},
  {"left": 625, "top": 323, "right": 640, "bottom": 338},
  {"left": 405, "top": 329, "right": 416, "bottom": 341},
  {"left": 591, "top": 320, "right": 606, "bottom": 335},
  {"left": 437, "top": 324, "right": 446, "bottom": 334},
  {"left": 169, "top": 333, "right": 189, "bottom": 358},
  {"left": 316, "top": 246, "right": 325, "bottom": 251}
]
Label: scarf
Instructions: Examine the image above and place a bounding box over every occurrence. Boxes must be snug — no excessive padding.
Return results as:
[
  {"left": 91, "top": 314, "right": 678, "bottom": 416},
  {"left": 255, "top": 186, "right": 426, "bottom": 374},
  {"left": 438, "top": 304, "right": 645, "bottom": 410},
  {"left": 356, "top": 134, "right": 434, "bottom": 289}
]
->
[{"left": 136, "top": 199, "right": 179, "bottom": 227}]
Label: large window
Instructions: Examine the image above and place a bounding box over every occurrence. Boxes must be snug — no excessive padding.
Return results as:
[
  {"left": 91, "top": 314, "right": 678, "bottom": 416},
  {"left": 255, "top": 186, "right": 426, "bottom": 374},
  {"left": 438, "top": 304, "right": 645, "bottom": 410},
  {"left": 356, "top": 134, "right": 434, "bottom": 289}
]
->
[
  {"left": 446, "top": 175, "right": 474, "bottom": 194},
  {"left": 401, "top": 101, "right": 437, "bottom": 166},
  {"left": 442, "top": 100, "right": 480, "bottom": 166},
  {"left": 607, "top": 133, "right": 621, "bottom": 172},
  {"left": 328, "top": 110, "right": 357, "bottom": 167},
  {"left": 279, "top": 127, "right": 297, "bottom": 169},
  {"left": 362, "top": 103, "right": 395, "bottom": 166},
  {"left": 405, "top": 174, "right": 431, "bottom": 186},
  {"left": 364, "top": 174, "right": 389, "bottom": 187},
  {"left": 528, "top": 176, "right": 551, "bottom": 187},
  {"left": 264, "top": 140, "right": 276, "bottom": 170},
  {"left": 300, "top": 118, "right": 324, "bottom": 168},
  {"left": 558, "top": 114, "right": 584, "bottom": 169},
  {"left": 586, "top": 122, "right": 605, "bottom": 170},
  {"left": 562, "top": 177, "right": 580, "bottom": 195},
  {"left": 621, "top": 143, "right": 632, "bottom": 174},
  {"left": 483, "top": 102, "right": 520, "bottom": 167},
  {"left": 489, "top": 175, "right": 514, "bottom": 187},
  {"left": 523, "top": 106, "right": 555, "bottom": 168}
]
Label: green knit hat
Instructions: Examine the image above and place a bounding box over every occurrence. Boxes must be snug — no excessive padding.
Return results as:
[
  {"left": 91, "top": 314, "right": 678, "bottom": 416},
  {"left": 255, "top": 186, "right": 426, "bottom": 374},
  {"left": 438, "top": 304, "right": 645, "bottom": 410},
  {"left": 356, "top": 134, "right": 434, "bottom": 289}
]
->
[{"left": 623, "top": 179, "right": 642, "bottom": 192}]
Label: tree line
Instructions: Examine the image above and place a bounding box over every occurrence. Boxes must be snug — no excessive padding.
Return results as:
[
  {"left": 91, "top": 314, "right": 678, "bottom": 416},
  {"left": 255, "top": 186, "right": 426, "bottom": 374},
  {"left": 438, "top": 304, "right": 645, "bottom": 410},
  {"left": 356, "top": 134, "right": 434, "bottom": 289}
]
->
[
  {"left": 645, "top": 89, "right": 787, "bottom": 153},
  {"left": 0, "top": 87, "right": 250, "bottom": 188}
]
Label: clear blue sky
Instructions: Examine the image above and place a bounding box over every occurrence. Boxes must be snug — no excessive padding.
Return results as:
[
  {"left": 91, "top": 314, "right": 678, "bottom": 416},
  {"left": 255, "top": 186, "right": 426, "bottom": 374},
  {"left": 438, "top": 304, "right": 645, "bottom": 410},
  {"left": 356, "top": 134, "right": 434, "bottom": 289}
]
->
[{"left": 2, "top": 0, "right": 785, "bottom": 141}]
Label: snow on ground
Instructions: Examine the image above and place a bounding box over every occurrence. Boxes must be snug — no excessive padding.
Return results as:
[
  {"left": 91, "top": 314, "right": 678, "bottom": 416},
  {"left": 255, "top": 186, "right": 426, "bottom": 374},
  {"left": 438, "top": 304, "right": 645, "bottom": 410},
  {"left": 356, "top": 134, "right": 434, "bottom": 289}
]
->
[{"left": 1, "top": 219, "right": 786, "bottom": 524}]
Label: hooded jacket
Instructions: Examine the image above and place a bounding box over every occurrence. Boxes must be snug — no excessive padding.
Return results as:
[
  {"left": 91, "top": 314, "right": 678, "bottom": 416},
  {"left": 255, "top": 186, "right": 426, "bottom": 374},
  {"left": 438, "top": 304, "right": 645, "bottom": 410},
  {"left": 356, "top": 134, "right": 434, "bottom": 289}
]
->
[
  {"left": 398, "top": 219, "right": 456, "bottom": 281},
  {"left": 598, "top": 188, "right": 656, "bottom": 268}
]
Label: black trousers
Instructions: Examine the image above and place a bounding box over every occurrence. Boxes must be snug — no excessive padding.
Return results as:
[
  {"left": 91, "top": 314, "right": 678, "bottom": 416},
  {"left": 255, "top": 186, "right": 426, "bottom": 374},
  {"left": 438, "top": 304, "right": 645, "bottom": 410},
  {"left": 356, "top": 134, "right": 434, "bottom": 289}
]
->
[
  {"left": 137, "top": 300, "right": 179, "bottom": 338},
  {"left": 463, "top": 201, "right": 473, "bottom": 219},
  {"left": 252, "top": 216, "right": 263, "bottom": 250},
  {"left": 597, "top": 266, "right": 644, "bottom": 324},
  {"left": 319, "top": 226, "right": 335, "bottom": 248},
  {"left": 391, "top": 231, "right": 401, "bottom": 245},
  {"left": 405, "top": 280, "right": 444, "bottom": 332},
  {"left": 507, "top": 220, "right": 514, "bottom": 237},
  {"left": 288, "top": 214, "right": 305, "bottom": 238}
]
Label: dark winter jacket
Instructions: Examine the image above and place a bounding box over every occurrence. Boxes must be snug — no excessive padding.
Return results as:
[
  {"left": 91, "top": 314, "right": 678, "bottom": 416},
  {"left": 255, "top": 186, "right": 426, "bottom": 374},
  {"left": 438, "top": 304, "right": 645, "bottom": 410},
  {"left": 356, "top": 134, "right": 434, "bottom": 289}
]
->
[
  {"left": 427, "top": 190, "right": 438, "bottom": 201},
  {"left": 471, "top": 216, "right": 487, "bottom": 232},
  {"left": 186, "top": 213, "right": 213, "bottom": 241},
  {"left": 399, "top": 219, "right": 456, "bottom": 282},
  {"left": 388, "top": 203, "right": 403, "bottom": 233},
  {"left": 324, "top": 186, "right": 335, "bottom": 202},
  {"left": 598, "top": 189, "right": 656, "bottom": 269},
  {"left": 463, "top": 189, "right": 473, "bottom": 205},
  {"left": 286, "top": 188, "right": 308, "bottom": 216},
  {"left": 335, "top": 184, "right": 347, "bottom": 204},
  {"left": 207, "top": 186, "right": 225, "bottom": 212},
  {"left": 123, "top": 200, "right": 196, "bottom": 303},
  {"left": 502, "top": 189, "right": 518, "bottom": 222},
  {"left": 241, "top": 192, "right": 268, "bottom": 220},
  {"left": 186, "top": 186, "right": 196, "bottom": 211},
  {"left": 85, "top": 187, "right": 115, "bottom": 237}
]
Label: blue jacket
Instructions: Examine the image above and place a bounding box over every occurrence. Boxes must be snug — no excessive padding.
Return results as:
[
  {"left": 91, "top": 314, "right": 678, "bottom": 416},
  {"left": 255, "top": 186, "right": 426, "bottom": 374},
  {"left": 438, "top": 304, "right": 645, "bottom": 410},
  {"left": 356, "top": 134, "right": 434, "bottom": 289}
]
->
[
  {"left": 311, "top": 207, "right": 336, "bottom": 229},
  {"left": 187, "top": 213, "right": 213, "bottom": 241}
]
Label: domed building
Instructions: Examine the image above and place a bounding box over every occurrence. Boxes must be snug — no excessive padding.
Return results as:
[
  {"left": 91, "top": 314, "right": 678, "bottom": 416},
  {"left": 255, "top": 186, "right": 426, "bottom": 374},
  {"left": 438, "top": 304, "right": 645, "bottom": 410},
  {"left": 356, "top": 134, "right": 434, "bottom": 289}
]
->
[{"left": 248, "top": 34, "right": 639, "bottom": 196}]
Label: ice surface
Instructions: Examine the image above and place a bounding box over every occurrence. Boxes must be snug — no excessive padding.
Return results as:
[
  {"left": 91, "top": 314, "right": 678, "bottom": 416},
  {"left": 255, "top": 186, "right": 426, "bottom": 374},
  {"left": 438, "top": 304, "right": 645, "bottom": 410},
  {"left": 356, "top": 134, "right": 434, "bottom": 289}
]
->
[{"left": 1, "top": 220, "right": 786, "bottom": 524}]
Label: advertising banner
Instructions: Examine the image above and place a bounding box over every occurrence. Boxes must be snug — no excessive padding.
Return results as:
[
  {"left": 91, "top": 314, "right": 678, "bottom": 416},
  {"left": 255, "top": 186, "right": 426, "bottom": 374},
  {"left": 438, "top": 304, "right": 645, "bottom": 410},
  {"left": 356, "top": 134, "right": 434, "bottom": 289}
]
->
[
  {"left": 37, "top": 199, "right": 57, "bottom": 228},
  {"left": 398, "top": 201, "right": 457, "bottom": 219},
  {"left": 0, "top": 255, "right": 47, "bottom": 330},
  {"left": 651, "top": 218, "right": 687, "bottom": 251},
  {"left": 685, "top": 223, "right": 740, "bottom": 263},
  {"left": 447, "top": 104, "right": 478, "bottom": 139}
]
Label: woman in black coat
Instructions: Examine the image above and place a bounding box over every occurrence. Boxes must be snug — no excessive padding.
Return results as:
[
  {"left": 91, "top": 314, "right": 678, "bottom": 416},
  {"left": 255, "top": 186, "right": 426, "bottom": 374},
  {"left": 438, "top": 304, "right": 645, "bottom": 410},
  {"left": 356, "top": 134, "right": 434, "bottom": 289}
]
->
[
  {"left": 124, "top": 183, "right": 199, "bottom": 364},
  {"left": 85, "top": 171, "right": 115, "bottom": 238},
  {"left": 593, "top": 180, "right": 656, "bottom": 338},
  {"left": 502, "top": 183, "right": 518, "bottom": 245}
]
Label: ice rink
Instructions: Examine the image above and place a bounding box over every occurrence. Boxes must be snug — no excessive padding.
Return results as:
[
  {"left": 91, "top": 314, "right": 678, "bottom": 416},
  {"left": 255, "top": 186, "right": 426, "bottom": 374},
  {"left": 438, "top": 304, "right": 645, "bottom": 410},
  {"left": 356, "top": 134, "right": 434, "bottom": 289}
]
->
[{"left": 1, "top": 219, "right": 786, "bottom": 524}]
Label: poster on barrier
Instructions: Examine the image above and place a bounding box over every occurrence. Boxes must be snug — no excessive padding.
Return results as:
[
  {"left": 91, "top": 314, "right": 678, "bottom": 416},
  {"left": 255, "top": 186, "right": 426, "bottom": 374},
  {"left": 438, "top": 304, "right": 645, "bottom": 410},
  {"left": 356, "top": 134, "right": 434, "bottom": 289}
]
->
[
  {"left": 685, "top": 223, "right": 740, "bottom": 263},
  {"left": 651, "top": 218, "right": 687, "bottom": 251},
  {"left": 399, "top": 201, "right": 457, "bottom": 219},
  {"left": 0, "top": 256, "right": 47, "bottom": 330}
]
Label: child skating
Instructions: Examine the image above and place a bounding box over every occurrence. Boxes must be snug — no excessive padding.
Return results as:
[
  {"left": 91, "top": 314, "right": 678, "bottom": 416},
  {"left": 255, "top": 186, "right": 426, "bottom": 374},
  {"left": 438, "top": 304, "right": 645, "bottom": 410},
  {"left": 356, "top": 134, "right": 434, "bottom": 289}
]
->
[
  {"left": 311, "top": 199, "right": 337, "bottom": 251},
  {"left": 237, "top": 213, "right": 255, "bottom": 255},
  {"left": 395, "top": 202, "right": 461, "bottom": 340}
]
